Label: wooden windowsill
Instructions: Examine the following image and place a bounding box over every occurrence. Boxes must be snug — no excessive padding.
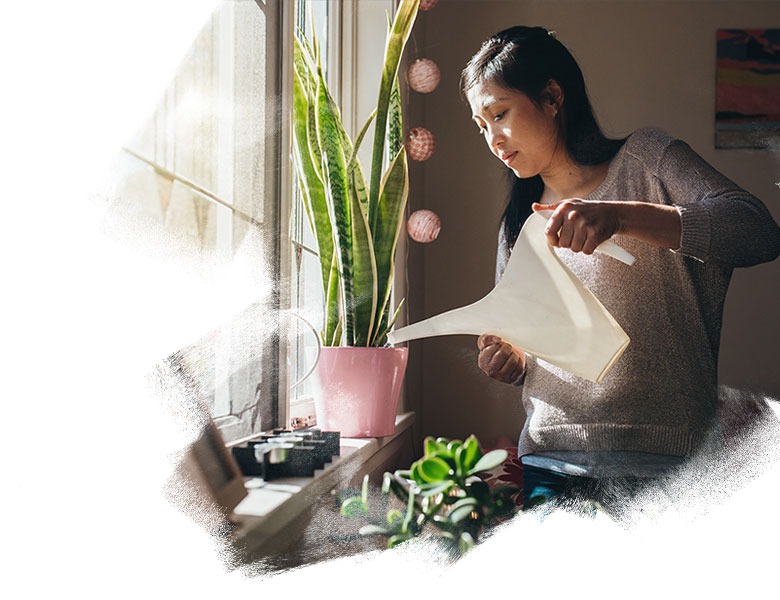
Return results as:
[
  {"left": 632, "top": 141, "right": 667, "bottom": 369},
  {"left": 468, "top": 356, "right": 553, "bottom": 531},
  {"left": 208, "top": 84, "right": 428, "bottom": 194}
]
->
[{"left": 229, "top": 411, "right": 415, "bottom": 555}]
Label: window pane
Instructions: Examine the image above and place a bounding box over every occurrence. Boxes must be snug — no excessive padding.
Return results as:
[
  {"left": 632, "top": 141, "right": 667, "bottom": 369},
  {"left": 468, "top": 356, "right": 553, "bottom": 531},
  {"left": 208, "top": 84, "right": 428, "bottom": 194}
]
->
[
  {"left": 101, "top": 0, "right": 282, "bottom": 440},
  {"left": 290, "top": 0, "right": 331, "bottom": 414}
]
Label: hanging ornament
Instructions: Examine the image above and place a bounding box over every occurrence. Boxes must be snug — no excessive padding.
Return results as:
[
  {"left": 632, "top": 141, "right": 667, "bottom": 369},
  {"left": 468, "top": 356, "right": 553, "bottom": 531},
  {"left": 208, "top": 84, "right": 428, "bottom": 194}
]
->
[
  {"left": 420, "top": 0, "right": 439, "bottom": 10},
  {"left": 407, "top": 58, "right": 440, "bottom": 94},
  {"left": 407, "top": 209, "right": 441, "bottom": 243},
  {"left": 407, "top": 127, "right": 435, "bottom": 162}
]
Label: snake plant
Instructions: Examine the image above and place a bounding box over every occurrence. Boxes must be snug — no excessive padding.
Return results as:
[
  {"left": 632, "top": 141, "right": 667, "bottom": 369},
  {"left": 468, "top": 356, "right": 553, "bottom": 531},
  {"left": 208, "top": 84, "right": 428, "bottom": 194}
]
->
[{"left": 292, "top": 0, "right": 419, "bottom": 346}]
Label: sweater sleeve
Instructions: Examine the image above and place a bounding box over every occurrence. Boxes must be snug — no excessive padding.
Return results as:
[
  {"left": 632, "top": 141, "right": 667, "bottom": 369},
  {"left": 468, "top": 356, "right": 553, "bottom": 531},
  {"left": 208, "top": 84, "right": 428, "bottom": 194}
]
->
[{"left": 657, "top": 139, "right": 780, "bottom": 267}]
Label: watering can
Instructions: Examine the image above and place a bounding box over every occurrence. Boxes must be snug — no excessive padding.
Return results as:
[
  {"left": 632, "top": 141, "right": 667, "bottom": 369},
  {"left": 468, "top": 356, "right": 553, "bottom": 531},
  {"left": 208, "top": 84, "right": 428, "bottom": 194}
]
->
[{"left": 387, "top": 212, "right": 634, "bottom": 383}]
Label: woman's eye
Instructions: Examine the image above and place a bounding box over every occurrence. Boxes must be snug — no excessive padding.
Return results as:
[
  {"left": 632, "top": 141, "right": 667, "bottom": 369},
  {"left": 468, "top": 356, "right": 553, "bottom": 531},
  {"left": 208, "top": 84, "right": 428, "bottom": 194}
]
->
[{"left": 493, "top": 111, "right": 505, "bottom": 121}]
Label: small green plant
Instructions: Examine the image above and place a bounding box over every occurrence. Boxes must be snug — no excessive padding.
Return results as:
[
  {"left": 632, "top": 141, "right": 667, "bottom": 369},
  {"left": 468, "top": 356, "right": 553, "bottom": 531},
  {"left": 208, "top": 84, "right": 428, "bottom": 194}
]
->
[{"left": 334, "top": 435, "right": 520, "bottom": 556}]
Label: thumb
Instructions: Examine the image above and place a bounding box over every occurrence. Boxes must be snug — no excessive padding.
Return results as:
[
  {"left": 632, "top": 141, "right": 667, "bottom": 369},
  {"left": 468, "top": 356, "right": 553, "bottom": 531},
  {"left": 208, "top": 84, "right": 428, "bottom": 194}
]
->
[{"left": 532, "top": 202, "right": 557, "bottom": 211}]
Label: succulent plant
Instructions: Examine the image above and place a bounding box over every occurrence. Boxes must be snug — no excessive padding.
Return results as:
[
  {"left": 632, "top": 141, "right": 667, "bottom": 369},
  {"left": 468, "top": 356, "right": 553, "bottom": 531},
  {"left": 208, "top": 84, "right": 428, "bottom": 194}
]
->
[{"left": 334, "top": 435, "right": 520, "bottom": 556}]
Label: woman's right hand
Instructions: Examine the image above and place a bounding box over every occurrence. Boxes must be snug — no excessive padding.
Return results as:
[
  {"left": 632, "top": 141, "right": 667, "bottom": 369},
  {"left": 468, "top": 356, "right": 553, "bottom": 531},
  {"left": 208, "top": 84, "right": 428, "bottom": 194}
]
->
[{"left": 477, "top": 334, "right": 527, "bottom": 385}]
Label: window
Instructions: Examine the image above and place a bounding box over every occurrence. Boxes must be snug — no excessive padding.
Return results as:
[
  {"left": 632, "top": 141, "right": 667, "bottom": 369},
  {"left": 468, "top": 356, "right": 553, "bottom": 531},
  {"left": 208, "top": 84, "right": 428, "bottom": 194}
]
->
[
  {"left": 102, "top": 0, "right": 400, "bottom": 442},
  {"left": 288, "top": 0, "right": 334, "bottom": 425},
  {"left": 104, "top": 0, "right": 292, "bottom": 442}
]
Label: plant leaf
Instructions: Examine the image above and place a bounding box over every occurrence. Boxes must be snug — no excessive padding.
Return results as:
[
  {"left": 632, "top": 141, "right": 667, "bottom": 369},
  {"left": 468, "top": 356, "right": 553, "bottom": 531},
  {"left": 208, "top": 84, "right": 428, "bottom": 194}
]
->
[
  {"left": 386, "top": 69, "right": 403, "bottom": 160},
  {"left": 325, "top": 255, "right": 340, "bottom": 345},
  {"left": 462, "top": 435, "right": 482, "bottom": 472},
  {"left": 401, "top": 486, "right": 416, "bottom": 534},
  {"left": 449, "top": 501, "right": 479, "bottom": 524},
  {"left": 360, "top": 474, "right": 369, "bottom": 505},
  {"left": 292, "top": 57, "right": 332, "bottom": 306},
  {"left": 467, "top": 449, "right": 508, "bottom": 475},
  {"left": 424, "top": 436, "right": 438, "bottom": 457},
  {"left": 341, "top": 496, "right": 367, "bottom": 518},
  {"left": 410, "top": 462, "right": 425, "bottom": 486},
  {"left": 449, "top": 497, "right": 479, "bottom": 511},
  {"left": 370, "top": 148, "right": 408, "bottom": 346},
  {"left": 417, "top": 480, "right": 454, "bottom": 497},
  {"left": 316, "top": 63, "right": 355, "bottom": 344},
  {"left": 348, "top": 169, "right": 378, "bottom": 345},
  {"left": 387, "top": 509, "right": 404, "bottom": 527},
  {"left": 459, "top": 532, "right": 475, "bottom": 554},
  {"left": 371, "top": 297, "right": 404, "bottom": 347},
  {"left": 360, "top": 524, "right": 392, "bottom": 536},
  {"left": 446, "top": 440, "right": 462, "bottom": 458},
  {"left": 417, "top": 456, "right": 453, "bottom": 483},
  {"left": 388, "top": 533, "right": 410, "bottom": 548},
  {"left": 346, "top": 109, "right": 376, "bottom": 218},
  {"left": 368, "top": 0, "right": 419, "bottom": 232}
]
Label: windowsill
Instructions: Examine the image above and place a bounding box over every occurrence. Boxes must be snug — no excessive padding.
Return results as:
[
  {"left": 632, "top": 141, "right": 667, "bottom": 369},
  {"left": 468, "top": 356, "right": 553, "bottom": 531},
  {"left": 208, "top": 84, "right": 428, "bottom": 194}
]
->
[{"left": 229, "top": 411, "right": 415, "bottom": 554}]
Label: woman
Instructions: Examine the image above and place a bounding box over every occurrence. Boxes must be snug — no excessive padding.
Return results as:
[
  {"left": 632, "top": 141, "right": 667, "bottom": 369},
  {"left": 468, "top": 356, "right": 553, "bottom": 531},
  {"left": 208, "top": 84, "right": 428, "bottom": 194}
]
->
[{"left": 461, "top": 26, "right": 780, "bottom": 515}]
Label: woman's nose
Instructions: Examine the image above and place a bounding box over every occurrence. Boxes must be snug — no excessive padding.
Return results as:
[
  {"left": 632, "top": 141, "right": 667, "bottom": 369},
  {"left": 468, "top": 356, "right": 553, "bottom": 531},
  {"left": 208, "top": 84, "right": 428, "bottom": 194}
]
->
[{"left": 486, "top": 127, "right": 504, "bottom": 154}]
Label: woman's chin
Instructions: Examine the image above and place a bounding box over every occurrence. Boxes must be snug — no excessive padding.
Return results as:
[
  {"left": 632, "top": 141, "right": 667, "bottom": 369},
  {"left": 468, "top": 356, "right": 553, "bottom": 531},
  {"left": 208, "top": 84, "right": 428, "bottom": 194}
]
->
[{"left": 509, "top": 165, "right": 535, "bottom": 179}]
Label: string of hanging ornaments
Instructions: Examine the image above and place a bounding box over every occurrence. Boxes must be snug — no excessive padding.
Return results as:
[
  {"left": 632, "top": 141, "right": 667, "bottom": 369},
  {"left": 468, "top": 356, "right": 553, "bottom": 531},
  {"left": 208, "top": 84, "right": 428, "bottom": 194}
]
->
[{"left": 405, "top": 0, "right": 442, "bottom": 244}]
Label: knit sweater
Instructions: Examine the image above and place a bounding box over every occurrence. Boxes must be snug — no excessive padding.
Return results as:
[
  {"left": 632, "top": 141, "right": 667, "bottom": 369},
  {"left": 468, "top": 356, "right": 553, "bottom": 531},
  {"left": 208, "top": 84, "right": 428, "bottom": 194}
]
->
[{"left": 496, "top": 128, "right": 780, "bottom": 459}]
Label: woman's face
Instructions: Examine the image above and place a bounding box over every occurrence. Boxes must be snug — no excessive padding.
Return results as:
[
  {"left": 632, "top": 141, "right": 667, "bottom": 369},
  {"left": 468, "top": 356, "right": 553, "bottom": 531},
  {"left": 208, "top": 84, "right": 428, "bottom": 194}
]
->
[{"left": 467, "top": 80, "right": 561, "bottom": 179}]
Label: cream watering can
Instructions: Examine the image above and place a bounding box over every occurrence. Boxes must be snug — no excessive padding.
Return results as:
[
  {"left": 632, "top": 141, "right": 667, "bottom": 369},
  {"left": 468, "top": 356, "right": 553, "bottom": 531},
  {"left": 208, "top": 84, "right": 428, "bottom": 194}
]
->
[{"left": 387, "top": 212, "right": 634, "bottom": 383}]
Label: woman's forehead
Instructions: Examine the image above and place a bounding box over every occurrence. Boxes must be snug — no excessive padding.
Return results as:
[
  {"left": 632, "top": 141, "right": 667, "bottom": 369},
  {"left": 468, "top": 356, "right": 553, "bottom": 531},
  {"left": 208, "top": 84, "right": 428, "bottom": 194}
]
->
[{"left": 468, "top": 81, "right": 520, "bottom": 114}]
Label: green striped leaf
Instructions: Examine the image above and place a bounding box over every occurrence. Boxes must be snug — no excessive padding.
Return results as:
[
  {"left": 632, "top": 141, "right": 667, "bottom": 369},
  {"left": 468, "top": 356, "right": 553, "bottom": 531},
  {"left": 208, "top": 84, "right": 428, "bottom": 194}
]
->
[
  {"left": 292, "top": 62, "right": 332, "bottom": 304},
  {"left": 368, "top": 0, "right": 419, "bottom": 233},
  {"left": 316, "top": 65, "right": 355, "bottom": 344},
  {"left": 348, "top": 169, "right": 377, "bottom": 346},
  {"left": 325, "top": 252, "right": 340, "bottom": 345},
  {"left": 347, "top": 109, "right": 376, "bottom": 217},
  {"left": 387, "top": 72, "right": 403, "bottom": 160},
  {"left": 370, "top": 147, "right": 408, "bottom": 344}
]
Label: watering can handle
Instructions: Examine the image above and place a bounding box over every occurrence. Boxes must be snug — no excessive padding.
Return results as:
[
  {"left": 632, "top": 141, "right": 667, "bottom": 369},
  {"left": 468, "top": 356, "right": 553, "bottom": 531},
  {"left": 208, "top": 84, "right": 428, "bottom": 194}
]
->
[{"left": 595, "top": 239, "right": 635, "bottom": 265}]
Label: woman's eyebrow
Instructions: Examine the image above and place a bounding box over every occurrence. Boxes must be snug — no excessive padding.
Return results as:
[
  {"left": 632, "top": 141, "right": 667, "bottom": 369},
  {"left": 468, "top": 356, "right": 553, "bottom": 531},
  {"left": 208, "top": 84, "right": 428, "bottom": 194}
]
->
[
  {"left": 472, "top": 97, "right": 509, "bottom": 120},
  {"left": 482, "top": 97, "right": 509, "bottom": 110}
]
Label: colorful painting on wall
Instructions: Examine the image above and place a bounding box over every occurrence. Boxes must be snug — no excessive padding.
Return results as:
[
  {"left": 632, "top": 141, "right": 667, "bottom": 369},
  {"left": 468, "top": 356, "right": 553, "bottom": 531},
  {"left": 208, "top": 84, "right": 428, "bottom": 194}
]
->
[{"left": 716, "top": 29, "right": 780, "bottom": 149}]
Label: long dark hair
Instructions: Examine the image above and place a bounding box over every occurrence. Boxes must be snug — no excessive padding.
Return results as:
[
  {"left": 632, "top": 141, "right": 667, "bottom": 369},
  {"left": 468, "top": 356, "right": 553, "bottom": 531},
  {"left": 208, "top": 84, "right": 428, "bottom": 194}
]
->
[{"left": 460, "top": 26, "right": 626, "bottom": 249}]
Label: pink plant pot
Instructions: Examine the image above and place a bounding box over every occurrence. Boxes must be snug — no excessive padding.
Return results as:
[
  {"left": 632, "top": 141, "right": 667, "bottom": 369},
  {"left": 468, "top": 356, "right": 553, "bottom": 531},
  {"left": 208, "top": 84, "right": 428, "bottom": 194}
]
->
[{"left": 310, "top": 347, "right": 409, "bottom": 438}]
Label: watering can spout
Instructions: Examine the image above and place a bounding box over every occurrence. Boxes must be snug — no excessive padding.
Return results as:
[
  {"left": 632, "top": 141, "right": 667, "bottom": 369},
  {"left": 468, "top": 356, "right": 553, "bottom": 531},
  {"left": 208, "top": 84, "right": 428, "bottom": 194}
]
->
[{"left": 387, "top": 212, "right": 633, "bottom": 383}]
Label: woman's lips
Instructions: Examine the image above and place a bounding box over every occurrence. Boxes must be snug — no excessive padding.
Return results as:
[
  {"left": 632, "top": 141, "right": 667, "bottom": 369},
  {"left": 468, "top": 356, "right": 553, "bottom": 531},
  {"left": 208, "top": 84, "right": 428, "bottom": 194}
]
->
[{"left": 503, "top": 152, "right": 517, "bottom": 166}]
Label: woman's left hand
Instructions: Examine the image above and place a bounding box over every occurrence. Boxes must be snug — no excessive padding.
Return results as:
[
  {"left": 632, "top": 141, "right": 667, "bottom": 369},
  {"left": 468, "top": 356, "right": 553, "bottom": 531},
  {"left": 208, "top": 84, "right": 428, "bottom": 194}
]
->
[{"left": 532, "top": 200, "right": 622, "bottom": 255}]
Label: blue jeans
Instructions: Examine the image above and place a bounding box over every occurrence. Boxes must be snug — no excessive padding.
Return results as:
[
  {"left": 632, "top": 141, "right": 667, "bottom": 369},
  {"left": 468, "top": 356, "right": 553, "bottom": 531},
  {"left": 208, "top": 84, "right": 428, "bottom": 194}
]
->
[{"left": 522, "top": 464, "right": 663, "bottom": 519}]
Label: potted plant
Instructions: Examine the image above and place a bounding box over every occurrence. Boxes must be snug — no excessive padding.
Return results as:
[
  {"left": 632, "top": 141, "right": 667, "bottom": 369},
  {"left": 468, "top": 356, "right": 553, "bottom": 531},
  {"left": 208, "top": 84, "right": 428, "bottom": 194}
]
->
[
  {"left": 334, "top": 435, "right": 520, "bottom": 556},
  {"left": 292, "top": 0, "right": 419, "bottom": 437}
]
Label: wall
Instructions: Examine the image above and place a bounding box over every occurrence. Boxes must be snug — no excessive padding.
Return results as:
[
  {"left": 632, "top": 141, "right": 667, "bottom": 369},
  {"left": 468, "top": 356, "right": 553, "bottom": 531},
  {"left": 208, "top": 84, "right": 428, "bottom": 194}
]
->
[{"left": 403, "top": 0, "right": 780, "bottom": 448}]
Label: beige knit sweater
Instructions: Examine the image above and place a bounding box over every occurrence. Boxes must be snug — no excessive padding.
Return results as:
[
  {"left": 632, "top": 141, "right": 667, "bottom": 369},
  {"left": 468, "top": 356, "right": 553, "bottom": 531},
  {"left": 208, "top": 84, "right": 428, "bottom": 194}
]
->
[{"left": 496, "top": 129, "right": 780, "bottom": 458}]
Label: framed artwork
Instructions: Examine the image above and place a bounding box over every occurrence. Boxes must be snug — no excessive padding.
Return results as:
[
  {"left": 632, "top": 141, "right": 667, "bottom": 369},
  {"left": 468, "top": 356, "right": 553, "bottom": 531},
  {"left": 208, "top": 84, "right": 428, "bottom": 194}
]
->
[{"left": 715, "top": 29, "right": 780, "bottom": 149}]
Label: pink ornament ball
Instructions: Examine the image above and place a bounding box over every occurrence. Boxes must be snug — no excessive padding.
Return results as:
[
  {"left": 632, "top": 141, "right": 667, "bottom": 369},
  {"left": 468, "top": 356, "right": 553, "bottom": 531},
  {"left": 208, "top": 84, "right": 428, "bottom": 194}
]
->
[
  {"left": 407, "top": 209, "right": 441, "bottom": 243},
  {"left": 420, "top": 0, "right": 439, "bottom": 10},
  {"left": 407, "top": 58, "right": 440, "bottom": 94},
  {"left": 407, "top": 127, "right": 435, "bottom": 162}
]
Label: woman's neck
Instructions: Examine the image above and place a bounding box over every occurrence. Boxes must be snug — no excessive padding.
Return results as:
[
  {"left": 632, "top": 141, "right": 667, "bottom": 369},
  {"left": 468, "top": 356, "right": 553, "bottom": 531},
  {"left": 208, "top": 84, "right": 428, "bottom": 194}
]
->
[{"left": 539, "top": 157, "right": 610, "bottom": 204}]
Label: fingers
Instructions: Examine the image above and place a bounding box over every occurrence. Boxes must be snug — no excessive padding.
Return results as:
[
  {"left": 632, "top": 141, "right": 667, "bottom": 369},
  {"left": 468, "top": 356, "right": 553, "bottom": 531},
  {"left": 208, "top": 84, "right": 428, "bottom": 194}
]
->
[
  {"left": 477, "top": 341, "right": 502, "bottom": 373},
  {"left": 535, "top": 199, "right": 618, "bottom": 254},
  {"left": 477, "top": 333, "right": 501, "bottom": 350},
  {"left": 544, "top": 203, "right": 567, "bottom": 246},
  {"left": 492, "top": 349, "right": 524, "bottom": 383},
  {"left": 478, "top": 340, "right": 525, "bottom": 383}
]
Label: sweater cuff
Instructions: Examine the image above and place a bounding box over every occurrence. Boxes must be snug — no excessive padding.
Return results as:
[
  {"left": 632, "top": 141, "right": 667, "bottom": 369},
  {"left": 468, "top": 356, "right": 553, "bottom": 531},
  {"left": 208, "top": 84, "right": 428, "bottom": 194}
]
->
[{"left": 673, "top": 204, "right": 710, "bottom": 262}]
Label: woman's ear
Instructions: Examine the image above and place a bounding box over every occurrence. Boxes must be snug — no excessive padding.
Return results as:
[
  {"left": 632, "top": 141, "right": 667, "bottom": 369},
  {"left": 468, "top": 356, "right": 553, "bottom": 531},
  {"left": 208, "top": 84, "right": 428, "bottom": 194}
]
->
[{"left": 544, "top": 79, "right": 564, "bottom": 115}]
